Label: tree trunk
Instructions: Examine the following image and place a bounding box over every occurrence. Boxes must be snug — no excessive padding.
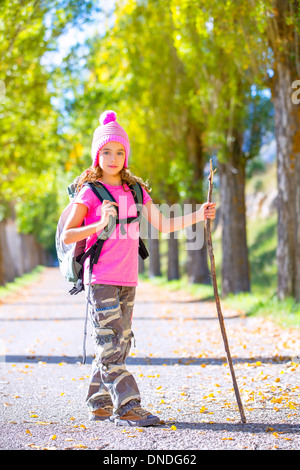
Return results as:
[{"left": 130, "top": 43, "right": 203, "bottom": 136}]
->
[
  {"left": 185, "top": 118, "right": 210, "bottom": 284},
  {"left": 167, "top": 231, "right": 180, "bottom": 280},
  {"left": 0, "top": 222, "right": 6, "bottom": 286},
  {"left": 273, "top": 59, "right": 300, "bottom": 301},
  {"left": 186, "top": 223, "right": 211, "bottom": 284},
  {"left": 268, "top": 1, "right": 300, "bottom": 301},
  {"left": 138, "top": 255, "right": 145, "bottom": 274},
  {"left": 148, "top": 223, "right": 161, "bottom": 277},
  {"left": 219, "top": 132, "right": 250, "bottom": 295}
]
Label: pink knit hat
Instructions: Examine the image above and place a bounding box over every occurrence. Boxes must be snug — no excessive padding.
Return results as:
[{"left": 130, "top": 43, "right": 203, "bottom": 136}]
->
[{"left": 91, "top": 110, "right": 130, "bottom": 168}]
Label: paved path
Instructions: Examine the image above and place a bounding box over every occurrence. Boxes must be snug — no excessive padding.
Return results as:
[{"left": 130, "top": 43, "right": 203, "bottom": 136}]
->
[{"left": 0, "top": 267, "right": 299, "bottom": 451}]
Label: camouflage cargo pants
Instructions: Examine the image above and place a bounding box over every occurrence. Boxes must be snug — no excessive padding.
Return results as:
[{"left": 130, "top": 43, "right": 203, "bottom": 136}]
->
[{"left": 85, "top": 284, "right": 141, "bottom": 415}]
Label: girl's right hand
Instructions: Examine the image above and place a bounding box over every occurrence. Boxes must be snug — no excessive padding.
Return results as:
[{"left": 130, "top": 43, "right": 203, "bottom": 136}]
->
[{"left": 98, "top": 200, "right": 118, "bottom": 230}]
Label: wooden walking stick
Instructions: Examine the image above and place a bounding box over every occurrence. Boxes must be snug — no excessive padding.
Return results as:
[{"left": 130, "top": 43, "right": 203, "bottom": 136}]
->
[{"left": 205, "top": 159, "right": 246, "bottom": 424}]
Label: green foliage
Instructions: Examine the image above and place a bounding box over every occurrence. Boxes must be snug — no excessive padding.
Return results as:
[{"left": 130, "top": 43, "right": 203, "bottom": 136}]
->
[
  {"left": 54, "top": 0, "right": 279, "bottom": 208},
  {"left": 170, "top": 0, "right": 275, "bottom": 164},
  {"left": 246, "top": 158, "right": 266, "bottom": 179},
  {"left": 59, "top": 0, "right": 207, "bottom": 204},
  {"left": 15, "top": 172, "right": 60, "bottom": 254},
  {"left": 0, "top": 265, "right": 45, "bottom": 299},
  {"left": 1, "top": 0, "right": 297, "bottom": 260},
  {"left": 0, "top": 0, "right": 98, "bottom": 252}
]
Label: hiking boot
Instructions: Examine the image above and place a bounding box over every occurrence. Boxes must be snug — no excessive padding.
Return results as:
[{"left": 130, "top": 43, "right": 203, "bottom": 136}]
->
[
  {"left": 89, "top": 404, "right": 113, "bottom": 421},
  {"left": 114, "top": 401, "right": 161, "bottom": 427}
]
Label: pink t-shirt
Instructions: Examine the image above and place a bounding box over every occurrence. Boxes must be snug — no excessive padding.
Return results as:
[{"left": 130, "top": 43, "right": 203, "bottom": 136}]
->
[{"left": 74, "top": 181, "right": 152, "bottom": 287}]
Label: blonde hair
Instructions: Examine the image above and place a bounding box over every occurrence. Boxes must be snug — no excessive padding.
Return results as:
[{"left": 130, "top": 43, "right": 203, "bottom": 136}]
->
[{"left": 76, "top": 165, "right": 152, "bottom": 197}]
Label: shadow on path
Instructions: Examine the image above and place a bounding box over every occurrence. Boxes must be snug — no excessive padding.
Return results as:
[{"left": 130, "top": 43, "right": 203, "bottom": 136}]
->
[
  {"left": 166, "top": 421, "right": 300, "bottom": 434},
  {"left": 0, "top": 315, "right": 242, "bottom": 322},
  {"left": 1, "top": 354, "right": 293, "bottom": 365}
]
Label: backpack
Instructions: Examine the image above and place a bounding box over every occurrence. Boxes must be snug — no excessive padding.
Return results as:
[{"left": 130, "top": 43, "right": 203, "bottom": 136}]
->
[{"left": 55, "top": 178, "right": 149, "bottom": 363}]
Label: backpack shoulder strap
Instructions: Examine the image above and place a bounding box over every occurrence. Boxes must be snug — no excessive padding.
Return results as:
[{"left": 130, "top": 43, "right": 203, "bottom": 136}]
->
[
  {"left": 83, "top": 180, "right": 143, "bottom": 207},
  {"left": 83, "top": 181, "right": 117, "bottom": 205},
  {"left": 129, "top": 182, "right": 149, "bottom": 260},
  {"left": 83, "top": 181, "right": 118, "bottom": 240},
  {"left": 129, "top": 181, "right": 144, "bottom": 206},
  {"left": 128, "top": 182, "right": 144, "bottom": 224}
]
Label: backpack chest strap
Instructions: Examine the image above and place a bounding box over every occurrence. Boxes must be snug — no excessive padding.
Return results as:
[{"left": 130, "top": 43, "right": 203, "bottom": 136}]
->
[
  {"left": 83, "top": 181, "right": 143, "bottom": 237},
  {"left": 117, "top": 214, "right": 141, "bottom": 235}
]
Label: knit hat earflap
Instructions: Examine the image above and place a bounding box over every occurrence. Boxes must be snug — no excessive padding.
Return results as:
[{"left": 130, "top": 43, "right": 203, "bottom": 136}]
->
[{"left": 91, "top": 110, "right": 130, "bottom": 168}]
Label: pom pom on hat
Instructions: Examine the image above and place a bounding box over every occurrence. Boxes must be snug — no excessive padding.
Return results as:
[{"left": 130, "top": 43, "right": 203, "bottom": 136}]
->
[{"left": 99, "top": 110, "right": 117, "bottom": 126}]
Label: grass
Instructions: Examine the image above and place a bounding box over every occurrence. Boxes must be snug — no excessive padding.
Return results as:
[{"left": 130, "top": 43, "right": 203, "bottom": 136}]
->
[
  {"left": 224, "top": 291, "right": 300, "bottom": 329},
  {"left": 140, "top": 272, "right": 215, "bottom": 301},
  {"left": 142, "top": 273, "right": 300, "bottom": 331},
  {"left": 220, "top": 213, "right": 300, "bottom": 329},
  {"left": 0, "top": 265, "right": 45, "bottom": 300},
  {"left": 140, "top": 211, "right": 300, "bottom": 330}
]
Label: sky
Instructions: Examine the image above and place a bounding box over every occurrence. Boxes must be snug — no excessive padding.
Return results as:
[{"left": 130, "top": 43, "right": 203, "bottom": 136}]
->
[
  {"left": 40, "top": 0, "right": 116, "bottom": 116},
  {"left": 41, "top": 0, "right": 116, "bottom": 69}
]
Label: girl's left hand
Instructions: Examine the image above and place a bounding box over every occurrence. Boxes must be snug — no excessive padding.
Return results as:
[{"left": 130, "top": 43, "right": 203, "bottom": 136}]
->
[{"left": 202, "top": 202, "right": 216, "bottom": 220}]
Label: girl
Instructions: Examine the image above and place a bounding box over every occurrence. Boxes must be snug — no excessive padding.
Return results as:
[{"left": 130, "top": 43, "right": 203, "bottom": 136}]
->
[{"left": 62, "top": 110, "right": 216, "bottom": 427}]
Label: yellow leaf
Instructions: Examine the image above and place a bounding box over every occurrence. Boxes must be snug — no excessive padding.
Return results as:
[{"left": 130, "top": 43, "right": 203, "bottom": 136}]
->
[
  {"left": 50, "top": 435, "right": 57, "bottom": 440},
  {"left": 271, "top": 397, "right": 282, "bottom": 404},
  {"left": 171, "top": 425, "right": 177, "bottom": 431},
  {"left": 26, "top": 429, "right": 32, "bottom": 435}
]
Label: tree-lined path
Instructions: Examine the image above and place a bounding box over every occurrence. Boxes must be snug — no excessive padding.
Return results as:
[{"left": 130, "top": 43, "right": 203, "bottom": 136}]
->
[{"left": 0, "top": 267, "right": 299, "bottom": 450}]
